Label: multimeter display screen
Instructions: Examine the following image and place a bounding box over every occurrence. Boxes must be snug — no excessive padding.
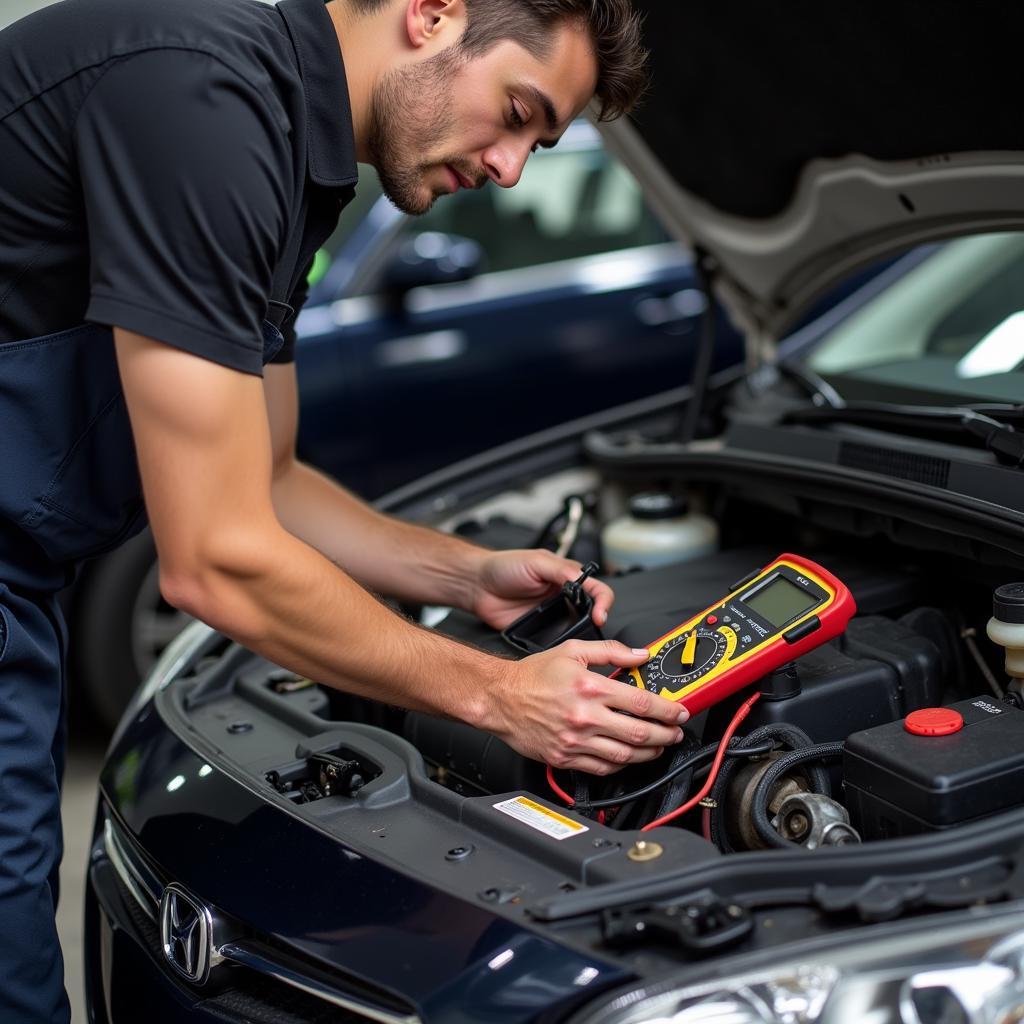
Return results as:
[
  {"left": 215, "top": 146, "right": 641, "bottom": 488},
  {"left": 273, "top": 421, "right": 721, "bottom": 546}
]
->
[{"left": 743, "top": 574, "right": 819, "bottom": 627}]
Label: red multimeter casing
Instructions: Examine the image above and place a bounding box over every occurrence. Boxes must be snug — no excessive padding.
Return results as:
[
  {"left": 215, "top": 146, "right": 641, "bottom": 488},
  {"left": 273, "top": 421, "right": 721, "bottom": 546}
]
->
[{"left": 618, "top": 553, "right": 856, "bottom": 716}]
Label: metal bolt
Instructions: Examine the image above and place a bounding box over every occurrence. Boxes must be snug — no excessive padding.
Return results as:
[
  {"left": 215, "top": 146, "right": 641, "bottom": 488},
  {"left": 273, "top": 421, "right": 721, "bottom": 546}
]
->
[
  {"left": 627, "top": 840, "right": 664, "bottom": 862},
  {"left": 786, "top": 812, "right": 809, "bottom": 838},
  {"left": 445, "top": 845, "right": 474, "bottom": 861}
]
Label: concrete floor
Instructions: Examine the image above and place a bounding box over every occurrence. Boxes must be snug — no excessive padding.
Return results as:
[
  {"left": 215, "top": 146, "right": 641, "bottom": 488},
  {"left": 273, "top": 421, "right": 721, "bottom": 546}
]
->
[{"left": 58, "top": 733, "right": 106, "bottom": 1022}]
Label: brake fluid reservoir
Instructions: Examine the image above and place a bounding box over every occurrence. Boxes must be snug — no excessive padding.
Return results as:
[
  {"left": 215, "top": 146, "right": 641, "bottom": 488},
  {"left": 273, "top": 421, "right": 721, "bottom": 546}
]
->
[
  {"left": 601, "top": 492, "right": 719, "bottom": 573},
  {"left": 986, "top": 583, "right": 1024, "bottom": 679}
]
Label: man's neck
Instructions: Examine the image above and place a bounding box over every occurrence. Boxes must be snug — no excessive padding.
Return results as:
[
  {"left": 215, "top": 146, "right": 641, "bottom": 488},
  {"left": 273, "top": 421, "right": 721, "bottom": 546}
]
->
[{"left": 326, "top": 0, "right": 389, "bottom": 162}]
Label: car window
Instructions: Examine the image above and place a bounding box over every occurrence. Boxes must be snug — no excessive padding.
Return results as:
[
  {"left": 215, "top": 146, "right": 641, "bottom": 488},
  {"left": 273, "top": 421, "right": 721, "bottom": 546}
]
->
[
  {"left": 395, "top": 141, "right": 668, "bottom": 275},
  {"left": 807, "top": 232, "right": 1024, "bottom": 402}
]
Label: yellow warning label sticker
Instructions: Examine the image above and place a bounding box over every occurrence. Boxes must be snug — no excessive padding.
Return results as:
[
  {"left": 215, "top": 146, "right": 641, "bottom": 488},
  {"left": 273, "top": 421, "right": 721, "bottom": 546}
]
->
[{"left": 492, "top": 796, "right": 588, "bottom": 841}]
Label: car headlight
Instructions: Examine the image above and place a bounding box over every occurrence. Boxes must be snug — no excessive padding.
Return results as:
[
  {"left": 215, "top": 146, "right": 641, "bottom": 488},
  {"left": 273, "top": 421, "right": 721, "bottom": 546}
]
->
[
  {"left": 108, "top": 618, "right": 216, "bottom": 750},
  {"left": 577, "top": 910, "right": 1024, "bottom": 1024}
]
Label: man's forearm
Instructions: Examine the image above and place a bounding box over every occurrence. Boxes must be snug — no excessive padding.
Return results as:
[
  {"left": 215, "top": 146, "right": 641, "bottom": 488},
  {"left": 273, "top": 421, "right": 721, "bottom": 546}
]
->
[
  {"left": 271, "top": 458, "right": 486, "bottom": 609},
  {"left": 167, "top": 514, "right": 507, "bottom": 726},
  {"left": 119, "top": 330, "right": 684, "bottom": 775}
]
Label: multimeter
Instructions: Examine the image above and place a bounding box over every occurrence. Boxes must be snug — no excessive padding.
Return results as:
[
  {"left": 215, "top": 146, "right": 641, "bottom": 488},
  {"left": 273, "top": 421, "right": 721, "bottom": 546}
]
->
[{"left": 620, "top": 553, "right": 856, "bottom": 716}]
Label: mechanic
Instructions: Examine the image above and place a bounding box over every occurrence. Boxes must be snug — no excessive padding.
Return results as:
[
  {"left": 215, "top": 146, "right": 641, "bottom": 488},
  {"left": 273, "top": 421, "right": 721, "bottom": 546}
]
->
[{"left": 0, "top": 0, "right": 687, "bottom": 1019}]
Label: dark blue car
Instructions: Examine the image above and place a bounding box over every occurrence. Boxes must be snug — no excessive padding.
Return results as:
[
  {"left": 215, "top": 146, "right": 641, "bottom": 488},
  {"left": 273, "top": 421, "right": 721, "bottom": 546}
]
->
[
  {"left": 294, "top": 121, "right": 731, "bottom": 496},
  {"left": 68, "top": 121, "right": 739, "bottom": 728}
]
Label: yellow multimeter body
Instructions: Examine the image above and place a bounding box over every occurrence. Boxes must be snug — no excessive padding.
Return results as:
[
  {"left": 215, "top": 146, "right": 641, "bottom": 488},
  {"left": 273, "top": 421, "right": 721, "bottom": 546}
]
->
[{"left": 620, "top": 553, "right": 856, "bottom": 714}]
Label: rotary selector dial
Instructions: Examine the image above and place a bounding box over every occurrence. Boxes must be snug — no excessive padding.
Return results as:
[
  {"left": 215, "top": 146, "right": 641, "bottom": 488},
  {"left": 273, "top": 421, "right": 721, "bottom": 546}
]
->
[{"left": 639, "top": 626, "right": 736, "bottom": 693}]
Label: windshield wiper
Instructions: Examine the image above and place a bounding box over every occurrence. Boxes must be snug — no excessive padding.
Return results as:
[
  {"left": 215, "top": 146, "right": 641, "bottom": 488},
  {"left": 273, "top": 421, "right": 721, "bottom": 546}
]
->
[{"left": 783, "top": 401, "right": 1024, "bottom": 468}]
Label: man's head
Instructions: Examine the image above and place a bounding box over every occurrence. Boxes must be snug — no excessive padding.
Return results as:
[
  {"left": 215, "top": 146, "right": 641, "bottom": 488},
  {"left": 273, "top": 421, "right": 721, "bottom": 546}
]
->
[{"left": 344, "top": 0, "right": 647, "bottom": 214}]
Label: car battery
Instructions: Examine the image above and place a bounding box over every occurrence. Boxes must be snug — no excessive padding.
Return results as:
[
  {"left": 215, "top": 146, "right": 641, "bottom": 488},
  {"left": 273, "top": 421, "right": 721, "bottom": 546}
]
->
[{"left": 843, "top": 696, "right": 1024, "bottom": 838}]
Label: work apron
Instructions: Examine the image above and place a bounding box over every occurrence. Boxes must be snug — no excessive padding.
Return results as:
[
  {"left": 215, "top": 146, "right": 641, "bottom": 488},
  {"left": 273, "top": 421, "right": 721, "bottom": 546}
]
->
[{"left": 0, "top": 317, "right": 284, "bottom": 1024}]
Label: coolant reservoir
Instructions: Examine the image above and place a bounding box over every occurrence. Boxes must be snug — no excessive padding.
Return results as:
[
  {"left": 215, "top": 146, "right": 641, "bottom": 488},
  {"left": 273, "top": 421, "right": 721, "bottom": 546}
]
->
[
  {"left": 987, "top": 583, "right": 1024, "bottom": 679},
  {"left": 601, "top": 492, "right": 719, "bottom": 573}
]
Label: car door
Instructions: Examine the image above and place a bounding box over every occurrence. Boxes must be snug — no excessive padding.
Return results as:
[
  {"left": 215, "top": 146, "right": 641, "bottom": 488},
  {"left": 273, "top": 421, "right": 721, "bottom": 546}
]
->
[{"left": 296, "top": 124, "right": 738, "bottom": 498}]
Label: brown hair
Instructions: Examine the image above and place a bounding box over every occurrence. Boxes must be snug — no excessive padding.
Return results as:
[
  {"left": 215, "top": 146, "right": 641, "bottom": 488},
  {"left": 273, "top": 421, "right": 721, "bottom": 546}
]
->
[{"left": 349, "top": 0, "right": 648, "bottom": 120}]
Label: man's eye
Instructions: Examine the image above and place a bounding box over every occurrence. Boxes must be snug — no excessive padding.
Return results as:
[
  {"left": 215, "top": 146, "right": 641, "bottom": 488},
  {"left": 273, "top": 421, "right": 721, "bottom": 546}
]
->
[{"left": 509, "top": 100, "right": 526, "bottom": 127}]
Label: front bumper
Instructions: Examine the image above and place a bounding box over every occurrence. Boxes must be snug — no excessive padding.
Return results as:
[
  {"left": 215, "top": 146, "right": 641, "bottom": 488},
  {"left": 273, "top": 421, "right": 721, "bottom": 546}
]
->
[{"left": 85, "top": 691, "right": 627, "bottom": 1024}]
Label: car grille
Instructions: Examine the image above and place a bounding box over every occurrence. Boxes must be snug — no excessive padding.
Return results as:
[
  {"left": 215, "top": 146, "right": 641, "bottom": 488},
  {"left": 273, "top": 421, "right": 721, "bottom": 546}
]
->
[{"left": 101, "top": 813, "right": 420, "bottom": 1024}]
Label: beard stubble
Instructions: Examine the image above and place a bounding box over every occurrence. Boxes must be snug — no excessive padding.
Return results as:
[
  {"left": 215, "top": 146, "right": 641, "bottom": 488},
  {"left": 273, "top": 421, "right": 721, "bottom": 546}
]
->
[{"left": 367, "top": 47, "right": 467, "bottom": 215}]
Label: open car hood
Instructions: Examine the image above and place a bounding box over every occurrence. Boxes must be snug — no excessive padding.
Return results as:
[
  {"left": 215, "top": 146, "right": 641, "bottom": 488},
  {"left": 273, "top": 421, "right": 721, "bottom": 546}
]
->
[{"left": 598, "top": 3, "right": 1024, "bottom": 345}]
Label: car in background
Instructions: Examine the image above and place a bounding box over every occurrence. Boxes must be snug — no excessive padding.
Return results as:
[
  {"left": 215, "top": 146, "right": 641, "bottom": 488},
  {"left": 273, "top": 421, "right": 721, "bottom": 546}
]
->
[{"left": 69, "top": 121, "right": 740, "bottom": 728}]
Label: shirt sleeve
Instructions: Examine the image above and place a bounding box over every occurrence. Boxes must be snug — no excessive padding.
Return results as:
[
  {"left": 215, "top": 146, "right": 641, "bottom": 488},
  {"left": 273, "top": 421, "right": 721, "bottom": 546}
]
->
[
  {"left": 76, "top": 49, "right": 293, "bottom": 375},
  {"left": 271, "top": 258, "right": 312, "bottom": 365}
]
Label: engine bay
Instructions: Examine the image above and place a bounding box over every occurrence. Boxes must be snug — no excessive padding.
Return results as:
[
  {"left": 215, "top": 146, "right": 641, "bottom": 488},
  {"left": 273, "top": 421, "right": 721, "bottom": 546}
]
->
[
  {"left": 420, "top": 514, "right": 1024, "bottom": 853},
  {"left": 134, "top": 463, "right": 1024, "bottom": 971},
  {"left": 249, "top": 477, "right": 1024, "bottom": 858}
]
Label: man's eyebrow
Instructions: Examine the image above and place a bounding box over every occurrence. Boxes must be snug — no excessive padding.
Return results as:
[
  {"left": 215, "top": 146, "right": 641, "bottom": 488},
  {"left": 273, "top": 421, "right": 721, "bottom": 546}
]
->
[{"left": 520, "top": 83, "right": 562, "bottom": 136}]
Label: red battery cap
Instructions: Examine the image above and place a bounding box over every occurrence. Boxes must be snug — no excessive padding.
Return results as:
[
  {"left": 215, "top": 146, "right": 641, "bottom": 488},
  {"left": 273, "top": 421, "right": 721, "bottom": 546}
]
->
[{"left": 904, "top": 707, "right": 964, "bottom": 737}]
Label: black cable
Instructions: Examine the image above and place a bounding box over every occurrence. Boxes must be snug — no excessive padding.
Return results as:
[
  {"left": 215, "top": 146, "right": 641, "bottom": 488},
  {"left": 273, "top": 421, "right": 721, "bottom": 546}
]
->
[
  {"left": 581, "top": 738, "right": 774, "bottom": 812},
  {"left": 680, "top": 249, "right": 718, "bottom": 445},
  {"left": 750, "top": 742, "right": 845, "bottom": 849},
  {"left": 653, "top": 733, "right": 702, "bottom": 820}
]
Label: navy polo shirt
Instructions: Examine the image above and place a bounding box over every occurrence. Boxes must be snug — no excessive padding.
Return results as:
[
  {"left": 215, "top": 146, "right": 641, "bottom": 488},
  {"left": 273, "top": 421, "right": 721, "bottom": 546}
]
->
[{"left": 0, "top": 0, "right": 358, "bottom": 374}]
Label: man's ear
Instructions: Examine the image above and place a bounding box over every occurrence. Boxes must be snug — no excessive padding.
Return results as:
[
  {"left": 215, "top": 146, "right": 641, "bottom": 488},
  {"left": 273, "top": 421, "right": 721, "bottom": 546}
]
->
[{"left": 404, "top": 0, "right": 465, "bottom": 50}]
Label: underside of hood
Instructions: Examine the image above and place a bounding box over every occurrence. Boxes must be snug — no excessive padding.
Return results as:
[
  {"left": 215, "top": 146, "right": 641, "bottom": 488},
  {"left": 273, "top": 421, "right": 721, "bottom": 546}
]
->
[{"left": 599, "top": 2, "right": 1024, "bottom": 343}]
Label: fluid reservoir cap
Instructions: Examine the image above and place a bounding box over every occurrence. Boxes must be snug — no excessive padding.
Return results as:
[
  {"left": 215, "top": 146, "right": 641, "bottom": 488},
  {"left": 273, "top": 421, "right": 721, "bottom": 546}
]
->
[
  {"left": 628, "top": 492, "right": 689, "bottom": 520},
  {"left": 905, "top": 707, "right": 964, "bottom": 737},
  {"left": 994, "top": 583, "right": 1024, "bottom": 624}
]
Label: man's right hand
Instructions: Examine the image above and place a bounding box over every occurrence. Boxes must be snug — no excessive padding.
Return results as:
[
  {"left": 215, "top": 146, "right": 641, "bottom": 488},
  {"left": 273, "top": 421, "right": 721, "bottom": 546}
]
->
[{"left": 482, "top": 640, "right": 690, "bottom": 775}]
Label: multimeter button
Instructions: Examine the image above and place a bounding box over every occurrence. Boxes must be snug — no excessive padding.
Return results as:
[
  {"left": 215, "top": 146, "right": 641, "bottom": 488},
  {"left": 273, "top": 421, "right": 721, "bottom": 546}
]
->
[
  {"left": 729, "top": 568, "right": 762, "bottom": 592},
  {"left": 905, "top": 708, "right": 964, "bottom": 736},
  {"left": 782, "top": 616, "right": 821, "bottom": 644},
  {"left": 706, "top": 615, "right": 718, "bottom": 625}
]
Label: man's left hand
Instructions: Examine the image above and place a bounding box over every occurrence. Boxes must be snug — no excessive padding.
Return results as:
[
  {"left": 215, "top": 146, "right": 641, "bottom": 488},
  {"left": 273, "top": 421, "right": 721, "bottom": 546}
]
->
[{"left": 470, "top": 549, "right": 613, "bottom": 630}]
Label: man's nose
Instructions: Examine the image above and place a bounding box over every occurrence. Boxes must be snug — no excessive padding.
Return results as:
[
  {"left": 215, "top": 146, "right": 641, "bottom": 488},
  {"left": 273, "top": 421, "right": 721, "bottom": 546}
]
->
[{"left": 482, "top": 139, "right": 532, "bottom": 189}]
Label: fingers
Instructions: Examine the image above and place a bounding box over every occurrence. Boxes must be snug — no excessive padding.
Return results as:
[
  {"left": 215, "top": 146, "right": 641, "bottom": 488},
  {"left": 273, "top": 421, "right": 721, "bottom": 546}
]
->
[
  {"left": 602, "top": 674, "right": 691, "bottom": 725},
  {"left": 594, "top": 706, "right": 684, "bottom": 748},
  {"left": 552, "top": 755, "right": 626, "bottom": 776},
  {"left": 553, "top": 743, "right": 667, "bottom": 777},
  {"left": 561, "top": 638, "right": 651, "bottom": 669},
  {"left": 500, "top": 635, "right": 688, "bottom": 774},
  {"left": 582, "top": 576, "right": 614, "bottom": 626},
  {"left": 533, "top": 553, "right": 614, "bottom": 627}
]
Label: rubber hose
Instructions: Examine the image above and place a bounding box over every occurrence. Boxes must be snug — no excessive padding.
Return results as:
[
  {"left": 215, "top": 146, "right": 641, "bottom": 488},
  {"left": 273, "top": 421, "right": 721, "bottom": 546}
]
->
[
  {"left": 750, "top": 742, "right": 846, "bottom": 849},
  {"left": 707, "top": 724, "right": 822, "bottom": 852},
  {"left": 654, "top": 733, "right": 702, "bottom": 819},
  {"left": 572, "top": 771, "right": 597, "bottom": 819}
]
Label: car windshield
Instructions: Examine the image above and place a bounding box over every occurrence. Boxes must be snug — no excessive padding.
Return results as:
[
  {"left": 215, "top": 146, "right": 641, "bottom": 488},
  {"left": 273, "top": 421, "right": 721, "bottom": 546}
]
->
[{"left": 806, "top": 232, "right": 1024, "bottom": 406}]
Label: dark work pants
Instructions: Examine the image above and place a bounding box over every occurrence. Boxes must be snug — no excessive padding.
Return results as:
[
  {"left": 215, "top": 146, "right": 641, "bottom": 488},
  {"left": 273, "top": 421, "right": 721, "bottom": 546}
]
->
[
  {"left": 0, "top": 319, "right": 282, "bottom": 1023},
  {"left": 0, "top": 585, "right": 69, "bottom": 1024},
  {"left": 0, "top": 321, "right": 148, "bottom": 1024}
]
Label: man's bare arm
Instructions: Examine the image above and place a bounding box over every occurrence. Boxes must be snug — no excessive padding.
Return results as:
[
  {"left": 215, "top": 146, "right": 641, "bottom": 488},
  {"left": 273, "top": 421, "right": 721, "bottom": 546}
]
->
[
  {"left": 262, "top": 362, "right": 490, "bottom": 609},
  {"left": 117, "top": 331, "right": 686, "bottom": 773},
  {"left": 261, "top": 362, "right": 614, "bottom": 622}
]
